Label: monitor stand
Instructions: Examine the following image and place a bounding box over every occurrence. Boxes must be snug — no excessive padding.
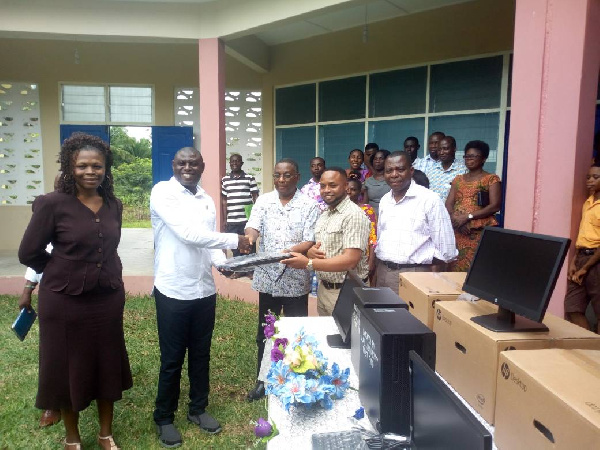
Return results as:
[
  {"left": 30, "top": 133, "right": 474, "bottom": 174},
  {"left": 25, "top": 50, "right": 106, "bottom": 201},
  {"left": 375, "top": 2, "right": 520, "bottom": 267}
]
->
[
  {"left": 326, "top": 333, "right": 350, "bottom": 349},
  {"left": 470, "top": 307, "right": 549, "bottom": 333}
]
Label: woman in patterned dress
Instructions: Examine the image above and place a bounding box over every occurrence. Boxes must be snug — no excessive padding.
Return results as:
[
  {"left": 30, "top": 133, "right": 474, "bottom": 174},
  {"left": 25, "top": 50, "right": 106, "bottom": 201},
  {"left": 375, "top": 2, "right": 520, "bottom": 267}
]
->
[
  {"left": 445, "top": 140, "right": 502, "bottom": 271},
  {"left": 347, "top": 178, "right": 377, "bottom": 283}
]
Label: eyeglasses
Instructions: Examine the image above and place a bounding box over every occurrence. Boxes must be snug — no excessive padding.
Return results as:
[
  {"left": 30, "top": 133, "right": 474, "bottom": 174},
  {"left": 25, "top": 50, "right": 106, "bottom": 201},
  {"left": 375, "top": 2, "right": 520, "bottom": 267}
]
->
[
  {"left": 463, "top": 154, "right": 482, "bottom": 160},
  {"left": 273, "top": 173, "right": 297, "bottom": 180}
]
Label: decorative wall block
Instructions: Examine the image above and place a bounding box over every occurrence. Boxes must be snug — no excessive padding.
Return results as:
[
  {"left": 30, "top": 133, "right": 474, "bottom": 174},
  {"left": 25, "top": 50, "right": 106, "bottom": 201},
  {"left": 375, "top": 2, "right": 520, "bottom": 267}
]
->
[
  {"left": 174, "top": 88, "right": 263, "bottom": 189},
  {"left": 0, "top": 82, "right": 44, "bottom": 205}
]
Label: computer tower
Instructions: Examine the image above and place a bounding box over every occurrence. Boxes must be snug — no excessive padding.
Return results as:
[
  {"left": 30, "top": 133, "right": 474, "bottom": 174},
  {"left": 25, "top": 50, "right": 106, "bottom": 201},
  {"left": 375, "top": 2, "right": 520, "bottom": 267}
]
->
[
  {"left": 358, "top": 307, "right": 436, "bottom": 436},
  {"left": 350, "top": 287, "right": 408, "bottom": 372}
]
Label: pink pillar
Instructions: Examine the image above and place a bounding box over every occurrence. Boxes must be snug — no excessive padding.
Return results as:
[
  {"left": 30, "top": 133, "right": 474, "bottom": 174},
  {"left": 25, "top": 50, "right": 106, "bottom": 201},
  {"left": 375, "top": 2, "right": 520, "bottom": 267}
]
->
[
  {"left": 199, "top": 38, "right": 226, "bottom": 230},
  {"left": 505, "top": 0, "right": 600, "bottom": 316}
]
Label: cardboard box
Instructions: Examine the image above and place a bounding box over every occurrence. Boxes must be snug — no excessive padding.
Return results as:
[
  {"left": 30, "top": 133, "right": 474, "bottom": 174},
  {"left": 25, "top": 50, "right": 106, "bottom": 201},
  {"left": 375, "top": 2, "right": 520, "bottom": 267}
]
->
[
  {"left": 495, "top": 349, "right": 600, "bottom": 450},
  {"left": 433, "top": 300, "right": 600, "bottom": 424},
  {"left": 398, "top": 272, "right": 466, "bottom": 329}
]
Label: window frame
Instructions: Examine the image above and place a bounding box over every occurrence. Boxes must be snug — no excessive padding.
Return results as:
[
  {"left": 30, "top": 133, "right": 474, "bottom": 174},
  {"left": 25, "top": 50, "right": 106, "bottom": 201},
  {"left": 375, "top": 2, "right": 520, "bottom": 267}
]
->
[
  {"left": 274, "top": 51, "right": 512, "bottom": 176},
  {"left": 59, "top": 82, "right": 155, "bottom": 125}
]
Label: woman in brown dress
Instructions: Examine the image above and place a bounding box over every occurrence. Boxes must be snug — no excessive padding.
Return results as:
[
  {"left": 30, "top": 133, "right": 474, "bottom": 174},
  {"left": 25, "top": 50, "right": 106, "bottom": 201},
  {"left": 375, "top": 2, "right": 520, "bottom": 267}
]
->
[
  {"left": 18, "top": 133, "right": 132, "bottom": 450},
  {"left": 445, "top": 140, "right": 502, "bottom": 271}
]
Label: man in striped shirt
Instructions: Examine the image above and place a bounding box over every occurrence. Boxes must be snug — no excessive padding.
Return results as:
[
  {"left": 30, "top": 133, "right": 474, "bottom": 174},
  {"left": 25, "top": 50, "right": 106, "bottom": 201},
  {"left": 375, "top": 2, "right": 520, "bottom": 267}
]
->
[{"left": 221, "top": 154, "right": 259, "bottom": 257}]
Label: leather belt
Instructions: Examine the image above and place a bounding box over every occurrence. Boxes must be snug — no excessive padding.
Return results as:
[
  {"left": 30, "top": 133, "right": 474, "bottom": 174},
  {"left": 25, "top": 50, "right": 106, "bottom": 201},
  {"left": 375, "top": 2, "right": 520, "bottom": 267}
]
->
[
  {"left": 380, "top": 260, "right": 430, "bottom": 270},
  {"left": 577, "top": 248, "right": 597, "bottom": 256},
  {"left": 321, "top": 276, "right": 369, "bottom": 290}
]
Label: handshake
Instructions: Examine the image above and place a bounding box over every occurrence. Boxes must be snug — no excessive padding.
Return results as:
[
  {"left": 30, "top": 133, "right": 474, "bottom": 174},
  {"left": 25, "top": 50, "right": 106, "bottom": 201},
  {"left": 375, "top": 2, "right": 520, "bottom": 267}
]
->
[{"left": 237, "top": 234, "right": 254, "bottom": 254}]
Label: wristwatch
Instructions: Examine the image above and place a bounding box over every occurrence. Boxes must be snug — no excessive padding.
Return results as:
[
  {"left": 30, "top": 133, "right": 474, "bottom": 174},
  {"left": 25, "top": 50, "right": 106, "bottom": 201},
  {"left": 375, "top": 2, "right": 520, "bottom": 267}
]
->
[
  {"left": 307, "top": 259, "right": 314, "bottom": 271},
  {"left": 467, "top": 213, "right": 474, "bottom": 221}
]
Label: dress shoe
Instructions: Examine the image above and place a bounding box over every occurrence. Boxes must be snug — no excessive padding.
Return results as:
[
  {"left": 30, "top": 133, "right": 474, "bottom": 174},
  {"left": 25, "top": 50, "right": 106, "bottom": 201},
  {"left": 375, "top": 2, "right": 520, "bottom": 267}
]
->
[
  {"left": 246, "top": 380, "right": 266, "bottom": 402},
  {"left": 40, "top": 409, "right": 61, "bottom": 428}
]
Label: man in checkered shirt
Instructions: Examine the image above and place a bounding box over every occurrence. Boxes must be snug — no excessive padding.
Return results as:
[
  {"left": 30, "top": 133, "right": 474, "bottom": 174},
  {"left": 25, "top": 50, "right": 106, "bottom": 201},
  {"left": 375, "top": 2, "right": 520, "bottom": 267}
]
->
[{"left": 283, "top": 167, "right": 370, "bottom": 316}]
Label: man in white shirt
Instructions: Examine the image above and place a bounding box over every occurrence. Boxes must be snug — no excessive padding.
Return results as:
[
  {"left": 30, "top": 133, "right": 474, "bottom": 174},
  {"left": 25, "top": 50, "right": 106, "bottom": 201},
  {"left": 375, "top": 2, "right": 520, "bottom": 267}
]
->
[
  {"left": 150, "top": 147, "right": 250, "bottom": 447},
  {"left": 375, "top": 151, "right": 457, "bottom": 294},
  {"left": 244, "top": 158, "right": 320, "bottom": 401},
  {"left": 404, "top": 136, "right": 423, "bottom": 169}
]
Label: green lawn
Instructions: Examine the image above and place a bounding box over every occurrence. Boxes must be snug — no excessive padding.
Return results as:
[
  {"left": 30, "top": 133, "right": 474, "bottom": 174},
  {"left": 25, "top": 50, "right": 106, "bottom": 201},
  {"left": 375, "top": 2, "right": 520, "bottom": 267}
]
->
[{"left": 0, "top": 294, "right": 267, "bottom": 449}]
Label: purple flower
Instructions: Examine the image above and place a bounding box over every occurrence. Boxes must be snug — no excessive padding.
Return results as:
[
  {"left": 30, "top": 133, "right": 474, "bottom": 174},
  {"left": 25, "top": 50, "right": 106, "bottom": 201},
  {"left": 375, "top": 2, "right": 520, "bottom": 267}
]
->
[
  {"left": 264, "top": 323, "right": 275, "bottom": 339},
  {"left": 271, "top": 347, "right": 284, "bottom": 362},
  {"left": 264, "top": 312, "right": 277, "bottom": 325},
  {"left": 254, "top": 417, "right": 272, "bottom": 438},
  {"left": 274, "top": 338, "right": 288, "bottom": 349}
]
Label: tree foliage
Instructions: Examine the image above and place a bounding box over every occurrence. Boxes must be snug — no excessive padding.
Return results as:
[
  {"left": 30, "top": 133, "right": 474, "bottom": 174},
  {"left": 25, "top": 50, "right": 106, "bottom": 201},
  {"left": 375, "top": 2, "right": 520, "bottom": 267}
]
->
[
  {"left": 113, "top": 158, "right": 152, "bottom": 209},
  {"left": 110, "top": 127, "right": 152, "bottom": 166},
  {"left": 110, "top": 128, "right": 153, "bottom": 216}
]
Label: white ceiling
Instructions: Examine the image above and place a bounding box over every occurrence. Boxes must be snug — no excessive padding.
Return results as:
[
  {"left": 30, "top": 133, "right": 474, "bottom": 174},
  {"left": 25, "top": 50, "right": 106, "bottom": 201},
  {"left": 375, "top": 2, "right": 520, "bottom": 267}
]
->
[{"left": 255, "top": 0, "right": 474, "bottom": 45}]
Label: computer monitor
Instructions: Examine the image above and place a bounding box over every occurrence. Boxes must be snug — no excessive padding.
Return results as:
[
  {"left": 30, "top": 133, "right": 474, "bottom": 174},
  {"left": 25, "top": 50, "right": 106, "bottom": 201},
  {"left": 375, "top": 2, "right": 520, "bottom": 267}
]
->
[
  {"left": 409, "top": 351, "right": 492, "bottom": 449},
  {"left": 463, "top": 227, "right": 570, "bottom": 332},
  {"left": 327, "top": 271, "right": 365, "bottom": 349}
]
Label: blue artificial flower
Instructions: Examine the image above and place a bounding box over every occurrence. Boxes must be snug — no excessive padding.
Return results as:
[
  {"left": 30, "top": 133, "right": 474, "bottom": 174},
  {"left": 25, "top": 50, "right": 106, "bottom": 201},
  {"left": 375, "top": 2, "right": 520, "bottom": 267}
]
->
[
  {"left": 266, "top": 360, "right": 291, "bottom": 396},
  {"left": 279, "top": 375, "right": 313, "bottom": 411},
  {"left": 320, "top": 394, "right": 333, "bottom": 410},
  {"left": 328, "top": 363, "right": 350, "bottom": 399}
]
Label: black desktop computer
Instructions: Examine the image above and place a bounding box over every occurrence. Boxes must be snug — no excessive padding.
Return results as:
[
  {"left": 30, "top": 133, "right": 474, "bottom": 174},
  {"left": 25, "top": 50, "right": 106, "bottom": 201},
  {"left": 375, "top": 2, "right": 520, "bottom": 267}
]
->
[
  {"left": 350, "top": 286, "right": 408, "bottom": 372},
  {"left": 358, "top": 307, "right": 435, "bottom": 436}
]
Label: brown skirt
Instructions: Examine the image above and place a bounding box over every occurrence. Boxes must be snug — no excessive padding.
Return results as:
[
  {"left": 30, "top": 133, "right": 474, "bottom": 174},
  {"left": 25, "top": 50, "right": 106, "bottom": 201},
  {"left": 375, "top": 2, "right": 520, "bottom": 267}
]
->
[{"left": 36, "top": 284, "right": 133, "bottom": 412}]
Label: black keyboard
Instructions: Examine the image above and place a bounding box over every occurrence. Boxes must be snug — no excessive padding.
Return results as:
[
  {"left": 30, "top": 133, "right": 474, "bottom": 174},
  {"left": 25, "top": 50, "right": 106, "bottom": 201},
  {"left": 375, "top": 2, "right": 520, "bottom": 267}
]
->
[
  {"left": 218, "top": 252, "right": 291, "bottom": 272},
  {"left": 312, "top": 430, "right": 365, "bottom": 450}
]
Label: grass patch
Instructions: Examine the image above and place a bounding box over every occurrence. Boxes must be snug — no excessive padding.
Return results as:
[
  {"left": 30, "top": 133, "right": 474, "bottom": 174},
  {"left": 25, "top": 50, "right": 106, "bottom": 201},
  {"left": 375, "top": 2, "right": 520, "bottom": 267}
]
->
[
  {"left": 0, "top": 294, "right": 266, "bottom": 449},
  {"left": 122, "top": 205, "right": 151, "bottom": 228},
  {"left": 122, "top": 219, "right": 151, "bottom": 228}
]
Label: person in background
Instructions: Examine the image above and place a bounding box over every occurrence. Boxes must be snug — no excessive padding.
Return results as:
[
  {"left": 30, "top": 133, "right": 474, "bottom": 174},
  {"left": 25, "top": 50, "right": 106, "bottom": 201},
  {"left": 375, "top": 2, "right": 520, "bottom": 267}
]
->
[
  {"left": 151, "top": 147, "right": 251, "bottom": 447},
  {"left": 244, "top": 158, "right": 319, "bottom": 401},
  {"left": 362, "top": 149, "right": 391, "bottom": 216},
  {"left": 445, "top": 140, "right": 501, "bottom": 272},
  {"left": 564, "top": 163, "right": 600, "bottom": 332},
  {"left": 363, "top": 143, "right": 379, "bottom": 179},
  {"left": 412, "top": 169, "right": 430, "bottom": 188},
  {"left": 347, "top": 178, "right": 377, "bottom": 283},
  {"left": 404, "top": 137, "right": 423, "bottom": 169},
  {"left": 282, "top": 168, "right": 370, "bottom": 316},
  {"left": 18, "top": 133, "right": 132, "bottom": 450},
  {"left": 300, "top": 156, "right": 327, "bottom": 211},
  {"left": 375, "top": 152, "right": 457, "bottom": 295},
  {"left": 346, "top": 149, "right": 369, "bottom": 182},
  {"left": 419, "top": 131, "right": 445, "bottom": 174},
  {"left": 425, "top": 135, "right": 468, "bottom": 201},
  {"left": 221, "top": 153, "right": 258, "bottom": 253}
]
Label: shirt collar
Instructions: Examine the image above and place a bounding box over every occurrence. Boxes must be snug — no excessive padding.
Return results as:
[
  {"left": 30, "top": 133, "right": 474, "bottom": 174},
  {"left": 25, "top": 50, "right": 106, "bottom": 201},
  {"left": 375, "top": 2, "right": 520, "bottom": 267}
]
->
[
  {"left": 328, "top": 195, "right": 352, "bottom": 213},
  {"left": 169, "top": 176, "right": 205, "bottom": 197},
  {"left": 434, "top": 159, "right": 462, "bottom": 172},
  {"left": 229, "top": 170, "right": 246, "bottom": 178}
]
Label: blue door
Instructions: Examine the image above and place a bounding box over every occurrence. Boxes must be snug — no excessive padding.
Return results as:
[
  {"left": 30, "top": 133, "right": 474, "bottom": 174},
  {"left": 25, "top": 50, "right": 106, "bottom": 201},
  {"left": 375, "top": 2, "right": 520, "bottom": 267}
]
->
[
  {"left": 60, "top": 125, "right": 110, "bottom": 144},
  {"left": 151, "top": 126, "right": 194, "bottom": 185}
]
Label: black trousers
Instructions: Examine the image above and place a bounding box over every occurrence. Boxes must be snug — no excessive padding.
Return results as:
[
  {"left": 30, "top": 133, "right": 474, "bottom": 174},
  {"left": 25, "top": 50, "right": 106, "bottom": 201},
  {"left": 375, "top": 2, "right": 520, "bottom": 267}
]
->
[
  {"left": 153, "top": 288, "right": 216, "bottom": 425},
  {"left": 255, "top": 292, "right": 308, "bottom": 376},
  {"left": 225, "top": 221, "right": 256, "bottom": 257}
]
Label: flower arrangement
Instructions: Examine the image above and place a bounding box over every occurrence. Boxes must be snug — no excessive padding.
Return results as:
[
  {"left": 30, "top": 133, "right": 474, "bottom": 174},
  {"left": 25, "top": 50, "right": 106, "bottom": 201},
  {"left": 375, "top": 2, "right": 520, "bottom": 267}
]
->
[{"left": 262, "top": 311, "right": 351, "bottom": 412}]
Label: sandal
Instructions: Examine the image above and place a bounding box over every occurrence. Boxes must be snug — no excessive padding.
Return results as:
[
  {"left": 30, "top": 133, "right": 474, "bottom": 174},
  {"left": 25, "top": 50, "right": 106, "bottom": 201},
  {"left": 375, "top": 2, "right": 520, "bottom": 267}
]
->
[
  {"left": 64, "top": 441, "right": 81, "bottom": 450},
  {"left": 97, "top": 435, "right": 121, "bottom": 450}
]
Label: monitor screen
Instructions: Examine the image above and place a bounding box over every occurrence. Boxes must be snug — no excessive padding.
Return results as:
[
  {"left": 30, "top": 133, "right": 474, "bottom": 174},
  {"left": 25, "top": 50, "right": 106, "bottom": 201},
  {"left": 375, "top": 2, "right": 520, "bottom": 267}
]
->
[
  {"left": 410, "top": 351, "right": 492, "bottom": 450},
  {"left": 463, "top": 227, "right": 570, "bottom": 331},
  {"left": 328, "top": 271, "right": 365, "bottom": 348}
]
